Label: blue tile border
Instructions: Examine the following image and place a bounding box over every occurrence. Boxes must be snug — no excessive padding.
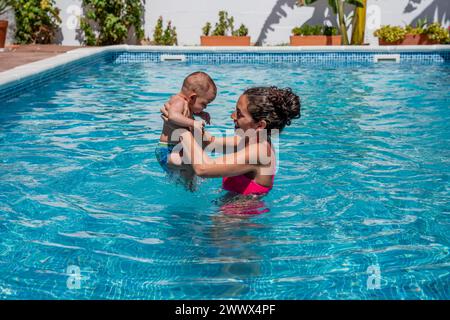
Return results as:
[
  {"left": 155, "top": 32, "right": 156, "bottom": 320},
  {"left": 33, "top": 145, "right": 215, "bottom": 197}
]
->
[
  {"left": 1, "top": 47, "right": 449, "bottom": 101},
  {"left": 112, "top": 50, "right": 450, "bottom": 64}
]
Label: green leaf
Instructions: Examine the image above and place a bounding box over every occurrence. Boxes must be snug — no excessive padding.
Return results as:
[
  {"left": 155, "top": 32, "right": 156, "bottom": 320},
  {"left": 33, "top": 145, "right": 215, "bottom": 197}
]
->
[
  {"left": 346, "top": 0, "right": 364, "bottom": 8},
  {"left": 327, "top": 0, "right": 338, "bottom": 14}
]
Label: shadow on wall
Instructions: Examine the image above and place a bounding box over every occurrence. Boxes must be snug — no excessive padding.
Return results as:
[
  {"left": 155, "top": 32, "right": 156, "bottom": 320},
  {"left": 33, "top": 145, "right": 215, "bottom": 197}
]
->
[
  {"left": 404, "top": 0, "right": 449, "bottom": 26},
  {"left": 75, "top": 4, "right": 89, "bottom": 45},
  {"left": 255, "top": 0, "right": 297, "bottom": 45},
  {"left": 54, "top": 27, "right": 64, "bottom": 45},
  {"left": 255, "top": 0, "right": 352, "bottom": 45}
]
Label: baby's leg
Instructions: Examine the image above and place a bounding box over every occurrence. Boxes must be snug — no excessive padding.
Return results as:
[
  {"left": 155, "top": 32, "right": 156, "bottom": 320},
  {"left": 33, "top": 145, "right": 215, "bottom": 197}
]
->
[
  {"left": 178, "top": 165, "right": 197, "bottom": 192},
  {"left": 167, "top": 151, "right": 198, "bottom": 191}
]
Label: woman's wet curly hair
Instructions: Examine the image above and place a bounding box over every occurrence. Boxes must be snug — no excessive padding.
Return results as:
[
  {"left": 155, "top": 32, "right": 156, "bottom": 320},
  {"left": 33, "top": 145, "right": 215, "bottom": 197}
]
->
[{"left": 244, "top": 86, "right": 301, "bottom": 132}]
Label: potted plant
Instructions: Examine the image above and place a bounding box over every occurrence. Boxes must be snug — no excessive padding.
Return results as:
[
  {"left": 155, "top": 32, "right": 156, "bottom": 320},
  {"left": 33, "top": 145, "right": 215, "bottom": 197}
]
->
[
  {"left": 201, "top": 11, "right": 250, "bottom": 46},
  {"left": 0, "top": 0, "right": 13, "bottom": 49},
  {"left": 290, "top": 25, "right": 341, "bottom": 46},
  {"left": 296, "top": 0, "right": 365, "bottom": 45},
  {"left": 375, "top": 22, "right": 449, "bottom": 45}
]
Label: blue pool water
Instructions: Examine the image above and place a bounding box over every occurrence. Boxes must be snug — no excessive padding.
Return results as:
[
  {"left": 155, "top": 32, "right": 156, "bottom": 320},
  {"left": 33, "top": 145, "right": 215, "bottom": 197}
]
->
[{"left": 0, "top": 58, "right": 449, "bottom": 299}]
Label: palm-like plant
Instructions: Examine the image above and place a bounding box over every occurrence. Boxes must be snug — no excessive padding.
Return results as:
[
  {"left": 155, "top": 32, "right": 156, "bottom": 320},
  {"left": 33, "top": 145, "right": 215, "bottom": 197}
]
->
[
  {"left": 0, "top": 0, "right": 14, "bottom": 16},
  {"left": 350, "top": 0, "right": 366, "bottom": 44},
  {"left": 297, "top": 0, "right": 365, "bottom": 45}
]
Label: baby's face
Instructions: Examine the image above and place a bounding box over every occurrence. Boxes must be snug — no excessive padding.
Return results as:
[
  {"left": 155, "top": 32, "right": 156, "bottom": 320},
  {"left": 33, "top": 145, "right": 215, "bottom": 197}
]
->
[{"left": 191, "top": 92, "right": 215, "bottom": 114}]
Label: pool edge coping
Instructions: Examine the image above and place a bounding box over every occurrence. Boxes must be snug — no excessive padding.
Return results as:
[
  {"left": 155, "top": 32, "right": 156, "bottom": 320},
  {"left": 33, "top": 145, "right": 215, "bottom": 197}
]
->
[{"left": 1, "top": 44, "right": 450, "bottom": 88}]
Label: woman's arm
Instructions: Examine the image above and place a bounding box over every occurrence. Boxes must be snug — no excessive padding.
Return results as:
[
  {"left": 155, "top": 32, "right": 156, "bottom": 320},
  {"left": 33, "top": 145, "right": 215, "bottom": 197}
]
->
[
  {"left": 202, "top": 130, "right": 242, "bottom": 151},
  {"left": 180, "top": 130, "right": 257, "bottom": 178}
]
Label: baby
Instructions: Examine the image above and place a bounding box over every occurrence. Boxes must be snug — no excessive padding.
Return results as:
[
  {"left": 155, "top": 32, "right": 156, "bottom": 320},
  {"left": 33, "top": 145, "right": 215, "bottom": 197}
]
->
[{"left": 156, "top": 71, "right": 217, "bottom": 177}]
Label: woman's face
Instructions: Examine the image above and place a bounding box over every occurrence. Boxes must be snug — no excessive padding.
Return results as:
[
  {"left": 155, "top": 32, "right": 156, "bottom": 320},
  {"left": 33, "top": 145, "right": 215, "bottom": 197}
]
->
[{"left": 231, "top": 94, "right": 258, "bottom": 132}]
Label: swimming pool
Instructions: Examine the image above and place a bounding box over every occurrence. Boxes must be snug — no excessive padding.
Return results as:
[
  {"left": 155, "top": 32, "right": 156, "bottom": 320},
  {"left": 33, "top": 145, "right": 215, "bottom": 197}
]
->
[{"left": 0, "top": 50, "right": 449, "bottom": 299}]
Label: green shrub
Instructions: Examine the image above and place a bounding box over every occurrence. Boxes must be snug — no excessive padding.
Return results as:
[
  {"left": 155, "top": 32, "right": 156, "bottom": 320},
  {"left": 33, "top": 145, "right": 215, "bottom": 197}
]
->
[
  {"left": 203, "top": 11, "right": 248, "bottom": 37},
  {"left": 425, "top": 22, "right": 450, "bottom": 43},
  {"left": 324, "top": 26, "right": 339, "bottom": 36},
  {"left": 405, "top": 18, "right": 429, "bottom": 36},
  {"left": 153, "top": 16, "right": 164, "bottom": 44},
  {"left": 202, "top": 22, "right": 212, "bottom": 36},
  {"left": 405, "top": 25, "right": 425, "bottom": 35},
  {"left": 375, "top": 23, "right": 450, "bottom": 44},
  {"left": 13, "top": 0, "right": 61, "bottom": 44},
  {"left": 163, "top": 21, "right": 177, "bottom": 45},
  {"left": 152, "top": 16, "right": 177, "bottom": 45},
  {"left": 80, "top": 0, "right": 144, "bottom": 46},
  {"left": 233, "top": 24, "right": 248, "bottom": 37},
  {"left": 291, "top": 27, "right": 301, "bottom": 36},
  {"left": 373, "top": 25, "right": 407, "bottom": 43},
  {"left": 292, "top": 25, "right": 338, "bottom": 36},
  {"left": 212, "top": 11, "right": 230, "bottom": 36}
]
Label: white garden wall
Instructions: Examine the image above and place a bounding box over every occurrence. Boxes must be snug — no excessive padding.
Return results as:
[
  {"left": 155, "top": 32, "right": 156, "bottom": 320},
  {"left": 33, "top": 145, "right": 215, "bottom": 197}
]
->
[{"left": 1, "top": 0, "right": 449, "bottom": 46}]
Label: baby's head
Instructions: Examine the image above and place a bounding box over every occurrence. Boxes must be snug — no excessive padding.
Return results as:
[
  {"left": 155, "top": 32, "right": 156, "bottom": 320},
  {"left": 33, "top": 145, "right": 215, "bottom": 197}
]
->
[{"left": 181, "top": 71, "right": 217, "bottom": 114}]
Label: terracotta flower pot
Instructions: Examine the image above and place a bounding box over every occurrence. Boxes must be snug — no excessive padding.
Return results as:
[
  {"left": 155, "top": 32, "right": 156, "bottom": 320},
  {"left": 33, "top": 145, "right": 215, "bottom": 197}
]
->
[
  {"left": 378, "top": 34, "right": 439, "bottom": 45},
  {"left": 0, "top": 20, "right": 8, "bottom": 49},
  {"left": 290, "top": 35, "right": 342, "bottom": 46},
  {"left": 200, "top": 36, "right": 251, "bottom": 46}
]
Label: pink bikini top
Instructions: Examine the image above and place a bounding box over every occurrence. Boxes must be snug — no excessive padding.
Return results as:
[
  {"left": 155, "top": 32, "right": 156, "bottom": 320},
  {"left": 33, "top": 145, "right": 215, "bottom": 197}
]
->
[
  {"left": 222, "top": 150, "right": 276, "bottom": 195},
  {"left": 222, "top": 174, "right": 274, "bottom": 195}
]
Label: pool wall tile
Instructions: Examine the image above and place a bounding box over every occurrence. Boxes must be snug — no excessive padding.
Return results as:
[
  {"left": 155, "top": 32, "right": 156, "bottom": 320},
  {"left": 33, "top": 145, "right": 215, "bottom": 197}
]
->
[{"left": 111, "top": 51, "right": 450, "bottom": 64}]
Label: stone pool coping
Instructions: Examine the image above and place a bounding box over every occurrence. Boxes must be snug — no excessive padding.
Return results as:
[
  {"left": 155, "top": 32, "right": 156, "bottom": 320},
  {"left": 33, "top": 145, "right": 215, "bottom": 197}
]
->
[
  {"left": 1, "top": 44, "right": 450, "bottom": 89},
  {"left": 0, "top": 45, "right": 82, "bottom": 72}
]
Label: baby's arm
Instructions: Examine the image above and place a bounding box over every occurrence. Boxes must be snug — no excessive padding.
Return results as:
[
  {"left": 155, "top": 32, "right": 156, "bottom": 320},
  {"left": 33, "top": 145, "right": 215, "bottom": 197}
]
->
[{"left": 167, "top": 99, "right": 203, "bottom": 130}]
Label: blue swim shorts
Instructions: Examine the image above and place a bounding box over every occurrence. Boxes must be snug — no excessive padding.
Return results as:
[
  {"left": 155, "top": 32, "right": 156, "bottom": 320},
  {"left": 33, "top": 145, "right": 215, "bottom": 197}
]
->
[{"left": 155, "top": 142, "right": 176, "bottom": 173}]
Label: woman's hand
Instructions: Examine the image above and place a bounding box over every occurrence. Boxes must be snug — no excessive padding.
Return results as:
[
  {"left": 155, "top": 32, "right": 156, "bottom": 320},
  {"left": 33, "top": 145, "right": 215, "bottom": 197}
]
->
[{"left": 202, "top": 129, "right": 215, "bottom": 146}]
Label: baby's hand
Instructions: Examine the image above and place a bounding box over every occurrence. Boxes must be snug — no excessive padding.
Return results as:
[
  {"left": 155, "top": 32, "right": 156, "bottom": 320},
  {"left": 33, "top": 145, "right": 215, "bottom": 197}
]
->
[
  {"left": 160, "top": 103, "right": 170, "bottom": 121},
  {"left": 197, "top": 111, "right": 211, "bottom": 125}
]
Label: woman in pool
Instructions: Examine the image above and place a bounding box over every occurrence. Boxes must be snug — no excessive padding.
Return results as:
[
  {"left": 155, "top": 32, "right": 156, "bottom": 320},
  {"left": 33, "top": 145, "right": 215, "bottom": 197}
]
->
[{"left": 162, "top": 86, "right": 301, "bottom": 195}]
